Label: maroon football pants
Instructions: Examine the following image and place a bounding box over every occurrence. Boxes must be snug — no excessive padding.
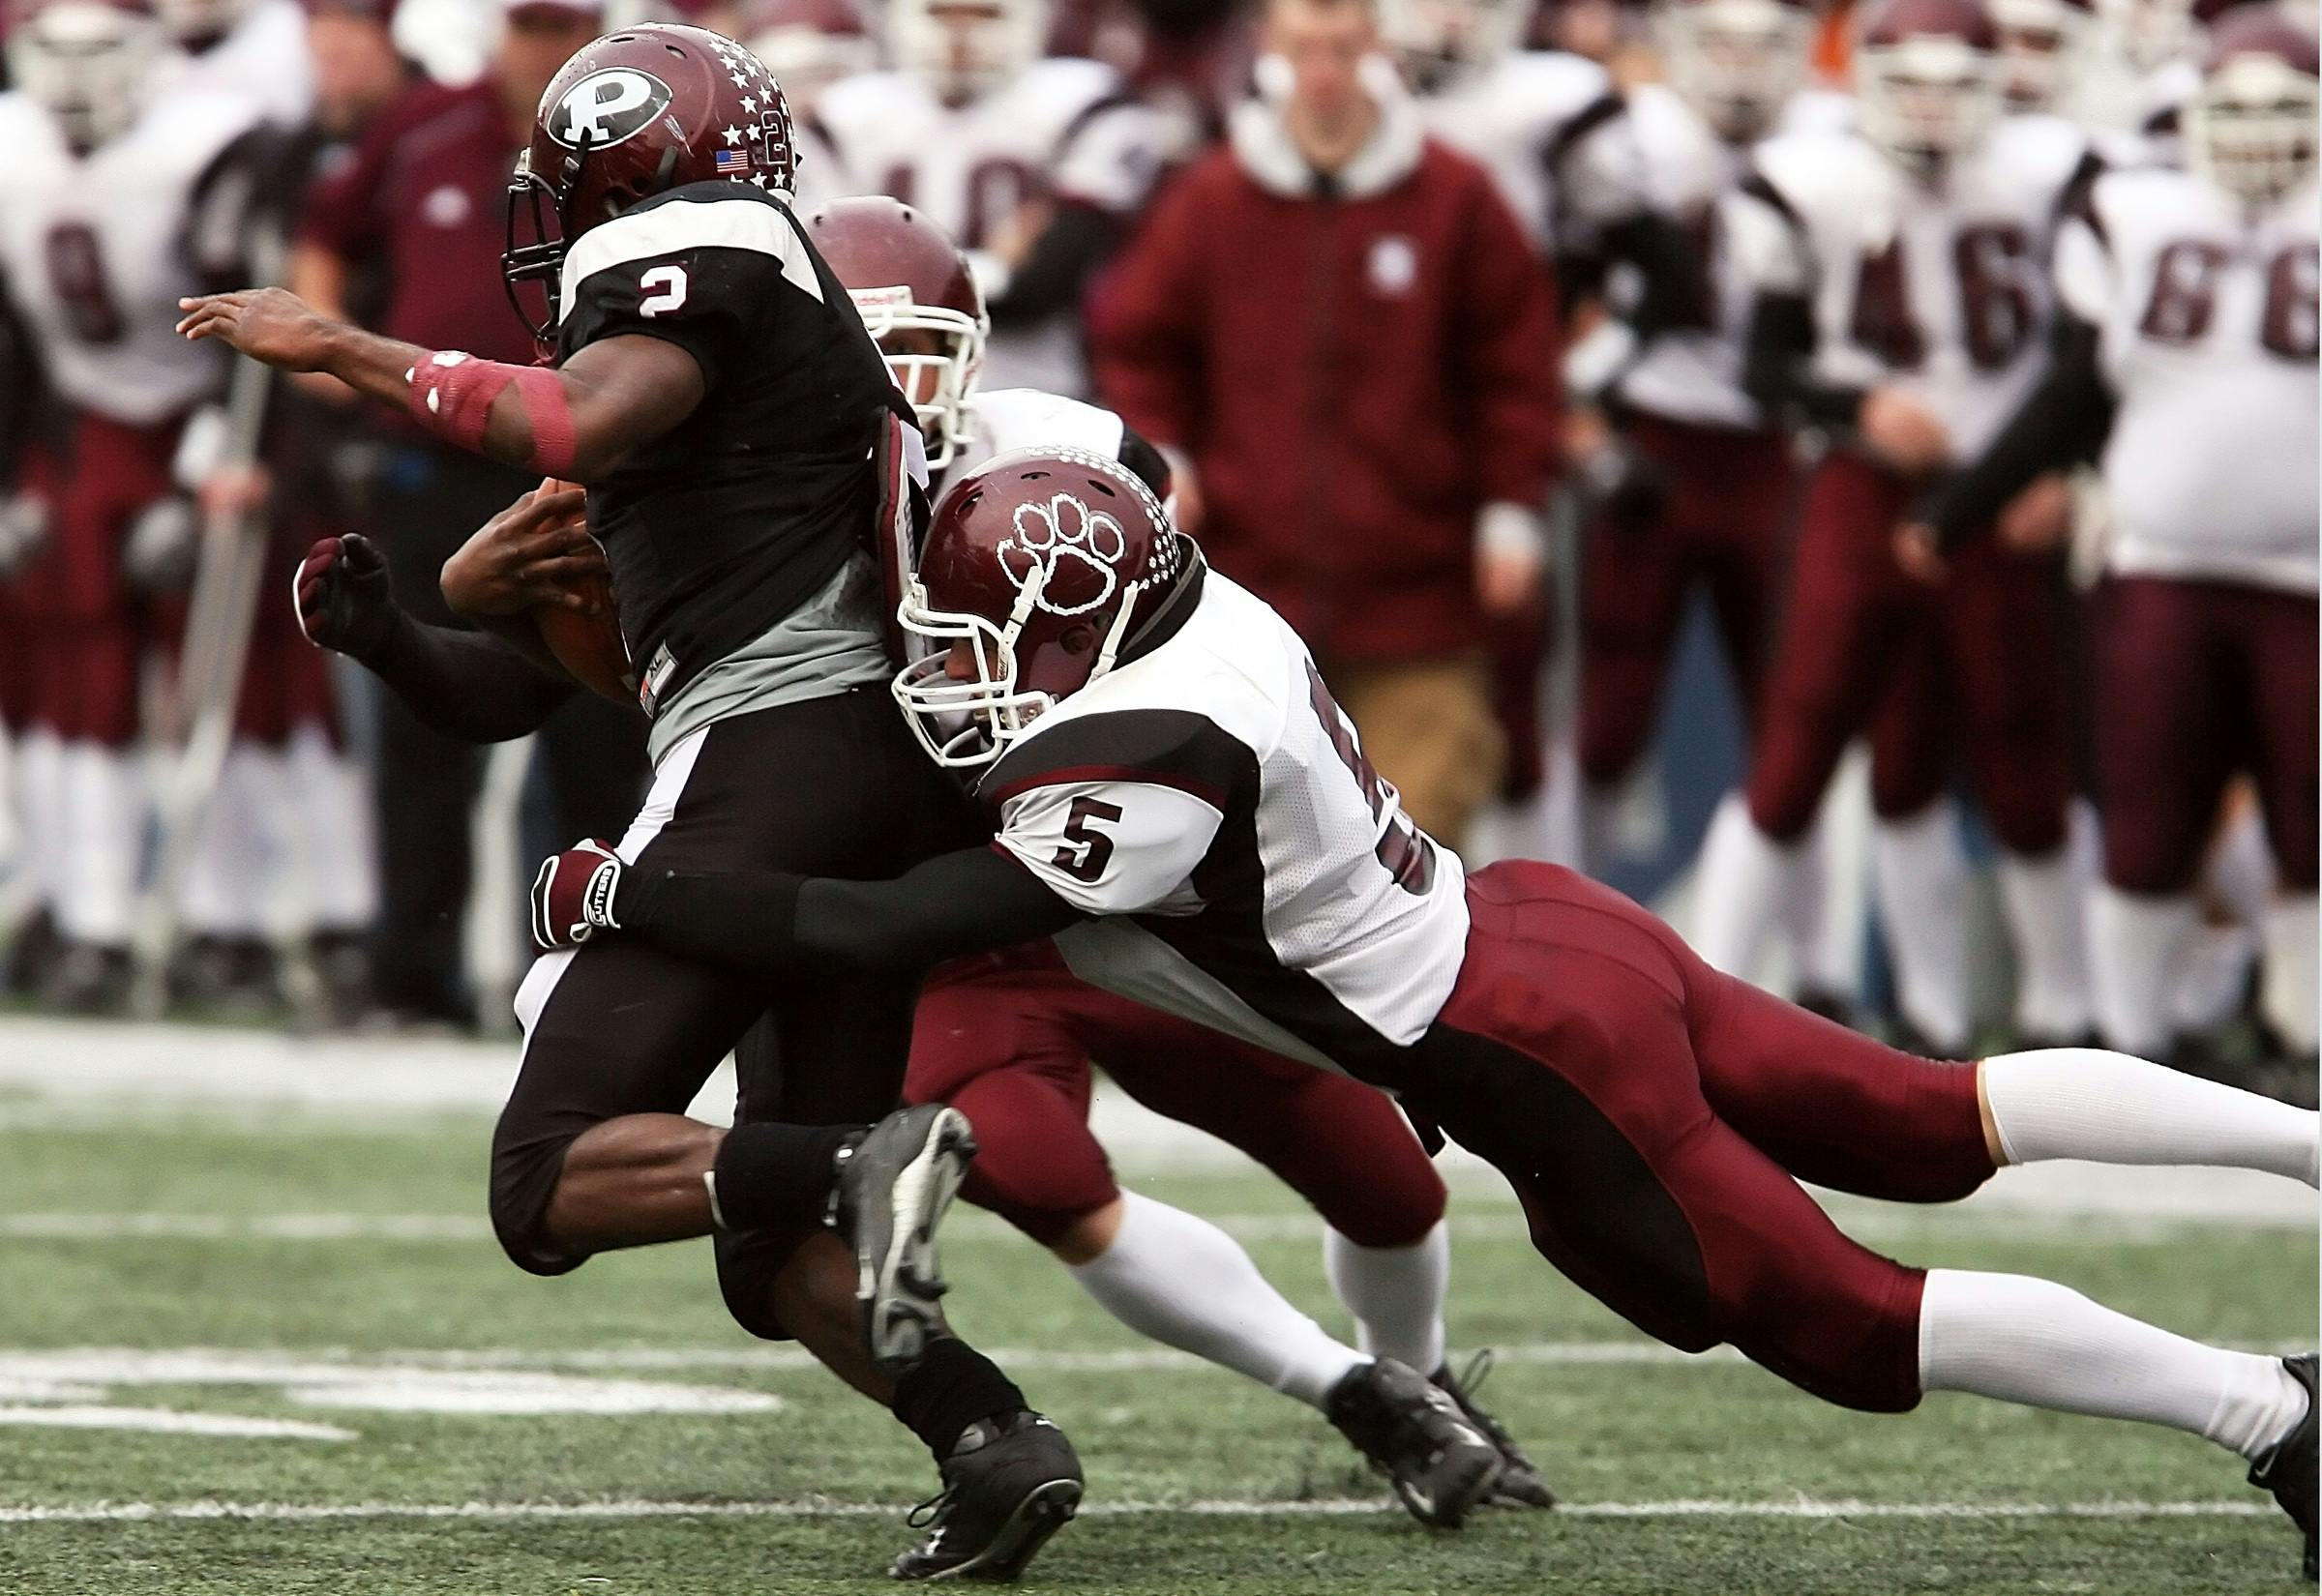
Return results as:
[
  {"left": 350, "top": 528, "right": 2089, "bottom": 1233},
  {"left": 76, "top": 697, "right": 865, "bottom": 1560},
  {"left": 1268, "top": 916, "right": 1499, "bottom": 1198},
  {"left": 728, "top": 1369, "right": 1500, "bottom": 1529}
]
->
[
  {"left": 1743, "top": 453, "right": 2071, "bottom": 853},
  {"left": 1579, "top": 416, "right": 1797, "bottom": 787},
  {"left": 1406, "top": 861, "right": 1994, "bottom": 1413},
  {"left": 907, "top": 954, "right": 1447, "bottom": 1250},
  {"left": 2094, "top": 575, "right": 2318, "bottom": 894}
]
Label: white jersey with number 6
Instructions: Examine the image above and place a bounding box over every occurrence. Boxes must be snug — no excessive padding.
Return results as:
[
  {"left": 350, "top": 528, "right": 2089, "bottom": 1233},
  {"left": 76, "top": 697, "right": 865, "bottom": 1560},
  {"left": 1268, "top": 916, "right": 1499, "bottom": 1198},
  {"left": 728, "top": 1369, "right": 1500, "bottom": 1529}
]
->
[{"left": 2055, "top": 166, "right": 2319, "bottom": 592}]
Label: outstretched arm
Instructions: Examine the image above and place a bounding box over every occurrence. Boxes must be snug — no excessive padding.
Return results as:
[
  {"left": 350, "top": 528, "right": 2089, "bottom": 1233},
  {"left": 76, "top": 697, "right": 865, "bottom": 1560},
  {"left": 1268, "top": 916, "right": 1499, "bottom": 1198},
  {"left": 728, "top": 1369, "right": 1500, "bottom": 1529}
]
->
[
  {"left": 175, "top": 289, "right": 703, "bottom": 482},
  {"left": 535, "top": 842, "right": 1085, "bottom": 971}
]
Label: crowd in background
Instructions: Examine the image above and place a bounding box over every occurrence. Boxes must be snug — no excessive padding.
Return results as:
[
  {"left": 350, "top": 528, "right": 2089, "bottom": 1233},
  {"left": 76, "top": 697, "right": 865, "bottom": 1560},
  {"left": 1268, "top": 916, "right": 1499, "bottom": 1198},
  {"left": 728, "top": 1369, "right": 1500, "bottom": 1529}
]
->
[{"left": 0, "top": 0, "right": 2313, "bottom": 1103}]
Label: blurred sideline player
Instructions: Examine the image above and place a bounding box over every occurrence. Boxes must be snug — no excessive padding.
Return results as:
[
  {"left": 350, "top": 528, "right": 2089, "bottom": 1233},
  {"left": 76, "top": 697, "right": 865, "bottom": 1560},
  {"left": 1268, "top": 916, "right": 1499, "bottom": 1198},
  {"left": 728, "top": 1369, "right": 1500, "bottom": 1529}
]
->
[
  {"left": 743, "top": 0, "right": 878, "bottom": 204},
  {"left": 0, "top": 0, "right": 293, "bottom": 1011},
  {"left": 1906, "top": 6, "right": 2318, "bottom": 1077},
  {"left": 817, "top": 0, "right": 1150, "bottom": 393},
  {"left": 1569, "top": 0, "right": 1823, "bottom": 962},
  {"left": 542, "top": 441, "right": 2322, "bottom": 1578},
  {"left": 1700, "top": 0, "right": 2097, "bottom": 1054},
  {"left": 295, "top": 193, "right": 1550, "bottom": 1525},
  {"left": 152, "top": 0, "right": 313, "bottom": 121}
]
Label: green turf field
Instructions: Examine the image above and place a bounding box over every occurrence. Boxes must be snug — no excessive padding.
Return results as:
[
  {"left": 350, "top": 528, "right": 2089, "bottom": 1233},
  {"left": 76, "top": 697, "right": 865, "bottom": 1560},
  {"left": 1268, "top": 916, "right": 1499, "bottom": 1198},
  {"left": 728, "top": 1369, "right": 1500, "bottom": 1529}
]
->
[{"left": 0, "top": 1092, "right": 2313, "bottom": 1594}]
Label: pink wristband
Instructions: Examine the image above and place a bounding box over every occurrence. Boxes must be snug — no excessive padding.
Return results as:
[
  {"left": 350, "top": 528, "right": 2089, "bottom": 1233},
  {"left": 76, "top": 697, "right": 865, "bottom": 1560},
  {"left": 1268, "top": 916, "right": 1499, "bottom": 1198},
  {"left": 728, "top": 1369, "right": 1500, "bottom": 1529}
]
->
[{"left": 406, "top": 351, "right": 580, "bottom": 477}]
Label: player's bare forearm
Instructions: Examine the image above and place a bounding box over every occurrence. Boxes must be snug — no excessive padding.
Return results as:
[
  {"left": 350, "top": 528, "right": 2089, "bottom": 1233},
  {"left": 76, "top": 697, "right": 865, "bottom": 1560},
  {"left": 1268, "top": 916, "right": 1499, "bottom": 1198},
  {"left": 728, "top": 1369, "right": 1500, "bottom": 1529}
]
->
[{"left": 179, "top": 292, "right": 701, "bottom": 481}]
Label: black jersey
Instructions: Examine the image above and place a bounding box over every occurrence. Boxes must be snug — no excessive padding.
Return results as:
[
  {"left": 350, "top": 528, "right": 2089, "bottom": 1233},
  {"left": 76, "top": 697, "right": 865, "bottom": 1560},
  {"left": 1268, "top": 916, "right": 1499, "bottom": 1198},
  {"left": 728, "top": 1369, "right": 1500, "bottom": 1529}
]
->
[{"left": 556, "top": 181, "right": 901, "bottom": 712}]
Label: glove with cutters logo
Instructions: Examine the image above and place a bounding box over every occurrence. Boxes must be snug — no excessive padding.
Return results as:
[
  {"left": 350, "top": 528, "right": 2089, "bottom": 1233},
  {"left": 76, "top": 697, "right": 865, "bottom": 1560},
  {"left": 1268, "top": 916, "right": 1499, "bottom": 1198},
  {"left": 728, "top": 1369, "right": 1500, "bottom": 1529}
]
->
[{"left": 531, "top": 840, "right": 624, "bottom": 950}]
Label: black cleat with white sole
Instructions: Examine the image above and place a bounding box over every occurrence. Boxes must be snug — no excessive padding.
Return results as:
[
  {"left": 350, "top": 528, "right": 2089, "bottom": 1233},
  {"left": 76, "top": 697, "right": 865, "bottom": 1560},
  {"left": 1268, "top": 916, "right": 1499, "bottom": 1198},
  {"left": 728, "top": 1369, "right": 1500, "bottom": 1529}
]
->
[
  {"left": 835, "top": 1105, "right": 978, "bottom": 1376},
  {"left": 891, "top": 1410, "right": 1084, "bottom": 1581},
  {"left": 2249, "top": 1352, "right": 2317, "bottom": 1579},
  {"left": 1326, "top": 1357, "right": 1503, "bottom": 1528},
  {"left": 1433, "top": 1350, "right": 1556, "bottom": 1508}
]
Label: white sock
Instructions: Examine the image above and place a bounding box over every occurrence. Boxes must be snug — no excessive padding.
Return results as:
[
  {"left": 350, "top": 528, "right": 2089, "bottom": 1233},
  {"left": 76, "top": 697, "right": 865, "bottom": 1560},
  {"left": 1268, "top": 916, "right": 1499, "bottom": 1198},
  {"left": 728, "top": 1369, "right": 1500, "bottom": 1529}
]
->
[
  {"left": 183, "top": 742, "right": 270, "bottom": 937},
  {"left": 1872, "top": 803, "right": 1973, "bottom": 1050},
  {"left": 1999, "top": 843, "right": 2092, "bottom": 1039},
  {"left": 287, "top": 725, "right": 377, "bottom": 931},
  {"left": 1919, "top": 1268, "right": 2308, "bottom": 1461},
  {"left": 1324, "top": 1220, "right": 1449, "bottom": 1376},
  {"left": 2173, "top": 923, "right": 2260, "bottom": 1035},
  {"left": 1690, "top": 791, "right": 1801, "bottom": 980},
  {"left": 2262, "top": 894, "right": 2319, "bottom": 1055},
  {"left": 56, "top": 742, "right": 141, "bottom": 945},
  {"left": 18, "top": 728, "right": 64, "bottom": 905},
  {"left": 1067, "top": 1193, "right": 1365, "bottom": 1409},
  {"left": 2207, "top": 802, "right": 2276, "bottom": 929},
  {"left": 1982, "top": 1046, "right": 2320, "bottom": 1187},
  {"left": 2091, "top": 886, "right": 2201, "bottom": 1055}
]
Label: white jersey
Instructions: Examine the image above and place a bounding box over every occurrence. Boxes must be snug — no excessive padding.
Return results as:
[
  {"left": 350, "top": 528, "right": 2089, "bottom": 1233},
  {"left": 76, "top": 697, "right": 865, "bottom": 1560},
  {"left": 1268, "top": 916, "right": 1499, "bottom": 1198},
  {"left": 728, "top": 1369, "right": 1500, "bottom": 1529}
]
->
[
  {"left": 154, "top": 0, "right": 313, "bottom": 126},
  {"left": 1728, "top": 113, "right": 2093, "bottom": 457},
  {"left": 1611, "top": 83, "right": 1766, "bottom": 429},
  {"left": 0, "top": 88, "right": 263, "bottom": 424},
  {"left": 2056, "top": 167, "right": 2318, "bottom": 592},
  {"left": 950, "top": 386, "right": 1128, "bottom": 482},
  {"left": 818, "top": 58, "right": 1121, "bottom": 393},
  {"left": 978, "top": 563, "right": 1472, "bottom": 1076},
  {"left": 1414, "top": 49, "right": 1649, "bottom": 254}
]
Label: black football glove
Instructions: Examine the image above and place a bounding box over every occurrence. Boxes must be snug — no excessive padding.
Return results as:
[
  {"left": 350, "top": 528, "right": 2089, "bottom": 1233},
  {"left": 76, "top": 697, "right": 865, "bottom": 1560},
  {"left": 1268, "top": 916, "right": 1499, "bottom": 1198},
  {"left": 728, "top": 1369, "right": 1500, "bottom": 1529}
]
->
[{"left": 294, "top": 533, "right": 397, "bottom": 661}]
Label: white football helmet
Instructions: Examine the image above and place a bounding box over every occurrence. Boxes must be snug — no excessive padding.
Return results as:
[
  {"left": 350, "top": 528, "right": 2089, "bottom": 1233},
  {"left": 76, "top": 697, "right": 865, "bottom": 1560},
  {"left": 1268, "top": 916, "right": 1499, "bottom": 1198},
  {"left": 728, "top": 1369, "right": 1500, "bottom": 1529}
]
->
[
  {"left": 150, "top": 0, "right": 253, "bottom": 46},
  {"left": 746, "top": 0, "right": 878, "bottom": 113},
  {"left": 886, "top": 0, "right": 1049, "bottom": 102},
  {"left": 2185, "top": 5, "right": 2319, "bottom": 204},
  {"left": 7, "top": 0, "right": 161, "bottom": 151},
  {"left": 1989, "top": 0, "right": 2097, "bottom": 106},
  {"left": 1655, "top": 0, "right": 1815, "bottom": 139},
  {"left": 1377, "top": 0, "right": 1535, "bottom": 88},
  {"left": 1856, "top": 0, "right": 2007, "bottom": 173}
]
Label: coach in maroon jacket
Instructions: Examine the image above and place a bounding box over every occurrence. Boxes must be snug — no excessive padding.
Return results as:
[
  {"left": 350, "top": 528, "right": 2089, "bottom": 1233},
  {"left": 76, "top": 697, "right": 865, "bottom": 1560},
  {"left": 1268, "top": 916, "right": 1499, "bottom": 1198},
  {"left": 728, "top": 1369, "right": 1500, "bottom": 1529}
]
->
[{"left": 1092, "top": 0, "right": 1561, "bottom": 851}]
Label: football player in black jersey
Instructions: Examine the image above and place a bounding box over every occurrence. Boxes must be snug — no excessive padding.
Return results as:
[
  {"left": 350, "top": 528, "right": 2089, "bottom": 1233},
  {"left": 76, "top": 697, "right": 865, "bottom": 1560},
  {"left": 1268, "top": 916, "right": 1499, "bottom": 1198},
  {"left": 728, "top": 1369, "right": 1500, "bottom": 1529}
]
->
[{"left": 179, "top": 24, "right": 1080, "bottom": 1580}]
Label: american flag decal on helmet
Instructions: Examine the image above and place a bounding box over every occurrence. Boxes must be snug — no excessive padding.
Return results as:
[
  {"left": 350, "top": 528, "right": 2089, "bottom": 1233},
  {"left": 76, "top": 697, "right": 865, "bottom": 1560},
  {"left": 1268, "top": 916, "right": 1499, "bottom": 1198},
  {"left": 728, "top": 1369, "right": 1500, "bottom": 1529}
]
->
[{"left": 715, "top": 148, "right": 753, "bottom": 175}]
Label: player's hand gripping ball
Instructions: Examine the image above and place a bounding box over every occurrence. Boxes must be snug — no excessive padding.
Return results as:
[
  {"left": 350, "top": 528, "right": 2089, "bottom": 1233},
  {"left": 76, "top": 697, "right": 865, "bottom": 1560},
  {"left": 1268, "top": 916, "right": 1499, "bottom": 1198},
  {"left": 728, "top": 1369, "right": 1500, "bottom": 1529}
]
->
[{"left": 444, "top": 480, "right": 634, "bottom": 704}]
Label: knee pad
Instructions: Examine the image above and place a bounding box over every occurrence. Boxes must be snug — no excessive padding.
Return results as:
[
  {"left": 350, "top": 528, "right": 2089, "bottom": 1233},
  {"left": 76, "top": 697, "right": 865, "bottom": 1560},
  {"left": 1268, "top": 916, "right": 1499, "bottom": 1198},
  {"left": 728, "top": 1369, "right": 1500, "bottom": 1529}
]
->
[{"left": 1725, "top": 1251, "right": 1926, "bottom": 1414}]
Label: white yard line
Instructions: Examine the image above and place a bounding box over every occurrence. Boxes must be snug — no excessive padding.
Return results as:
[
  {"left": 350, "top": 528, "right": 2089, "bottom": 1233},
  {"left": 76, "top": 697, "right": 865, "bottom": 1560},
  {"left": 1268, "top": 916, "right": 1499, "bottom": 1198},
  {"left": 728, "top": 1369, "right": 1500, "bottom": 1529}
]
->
[{"left": 0, "top": 1496, "right": 2273, "bottom": 1526}]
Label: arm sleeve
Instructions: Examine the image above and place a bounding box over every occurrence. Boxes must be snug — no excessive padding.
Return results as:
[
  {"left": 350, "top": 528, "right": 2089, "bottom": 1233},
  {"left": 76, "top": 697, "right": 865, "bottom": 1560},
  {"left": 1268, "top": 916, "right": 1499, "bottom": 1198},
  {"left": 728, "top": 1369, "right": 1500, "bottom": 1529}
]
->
[
  {"left": 1453, "top": 175, "right": 1564, "bottom": 506},
  {"left": 1087, "top": 171, "right": 1210, "bottom": 451},
  {"left": 363, "top": 614, "right": 581, "bottom": 742},
  {"left": 614, "top": 844, "right": 1086, "bottom": 972},
  {"left": 989, "top": 202, "right": 1120, "bottom": 326},
  {"left": 1916, "top": 313, "right": 2114, "bottom": 547}
]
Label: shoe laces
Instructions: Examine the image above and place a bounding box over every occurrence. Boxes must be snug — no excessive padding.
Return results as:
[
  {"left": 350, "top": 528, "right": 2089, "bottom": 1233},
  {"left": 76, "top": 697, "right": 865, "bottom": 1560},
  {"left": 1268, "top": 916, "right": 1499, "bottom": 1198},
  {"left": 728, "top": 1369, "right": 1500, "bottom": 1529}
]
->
[
  {"left": 907, "top": 1488, "right": 956, "bottom": 1535},
  {"left": 1448, "top": 1348, "right": 1531, "bottom": 1460}
]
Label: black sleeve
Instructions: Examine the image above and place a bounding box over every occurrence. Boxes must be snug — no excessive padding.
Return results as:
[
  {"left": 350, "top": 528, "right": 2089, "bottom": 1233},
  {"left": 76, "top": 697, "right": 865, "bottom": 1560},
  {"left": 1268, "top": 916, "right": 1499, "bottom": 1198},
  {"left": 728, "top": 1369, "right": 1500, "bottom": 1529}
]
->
[
  {"left": 1742, "top": 291, "right": 1866, "bottom": 432},
  {"left": 1917, "top": 313, "right": 2116, "bottom": 547},
  {"left": 1117, "top": 425, "right": 1172, "bottom": 500},
  {"left": 990, "top": 202, "right": 1120, "bottom": 326},
  {"left": 613, "top": 844, "right": 1086, "bottom": 972},
  {"left": 1595, "top": 212, "right": 1711, "bottom": 342},
  {"left": 363, "top": 614, "right": 580, "bottom": 743}
]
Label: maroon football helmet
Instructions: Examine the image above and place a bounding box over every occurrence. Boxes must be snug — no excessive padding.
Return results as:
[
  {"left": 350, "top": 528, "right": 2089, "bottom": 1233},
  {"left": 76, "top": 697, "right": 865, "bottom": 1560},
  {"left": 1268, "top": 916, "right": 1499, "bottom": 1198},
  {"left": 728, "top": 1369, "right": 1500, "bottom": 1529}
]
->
[
  {"left": 503, "top": 22, "right": 801, "bottom": 343},
  {"left": 1855, "top": 0, "right": 2005, "bottom": 173},
  {"left": 893, "top": 447, "right": 1191, "bottom": 767},
  {"left": 2186, "top": 6, "right": 2319, "bottom": 206},
  {"left": 803, "top": 196, "right": 989, "bottom": 467}
]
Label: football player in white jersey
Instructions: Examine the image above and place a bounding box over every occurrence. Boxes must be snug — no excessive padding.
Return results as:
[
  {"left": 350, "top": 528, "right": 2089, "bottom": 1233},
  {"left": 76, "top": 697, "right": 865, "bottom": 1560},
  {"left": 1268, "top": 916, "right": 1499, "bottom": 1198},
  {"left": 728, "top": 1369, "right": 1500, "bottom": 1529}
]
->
[
  {"left": 1905, "top": 7, "right": 2319, "bottom": 1078},
  {"left": 0, "top": 0, "right": 271, "bottom": 1009},
  {"left": 815, "top": 0, "right": 1147, "bottom": 393},
  {"left": 1696, "top": 0, "right": 2099, "bottom": 1056},
  {"left": 150, "top": 0, "right": 314, "bottom": 125},
  {"left": 542, "top": 442, "right": 2321, "bottom": 1578},
  {"left": 1576, "top": 0, "right": 1819, "bottom": 921}
]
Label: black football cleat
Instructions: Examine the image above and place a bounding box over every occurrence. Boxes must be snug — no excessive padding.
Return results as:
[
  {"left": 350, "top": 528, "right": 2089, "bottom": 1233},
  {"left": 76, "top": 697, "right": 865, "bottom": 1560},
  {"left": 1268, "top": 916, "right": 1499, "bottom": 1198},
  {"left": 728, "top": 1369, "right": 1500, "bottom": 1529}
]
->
[
  {"left": 1433, "top": 1351, "right": 1555, "bottom": 1508},
  {"left": 1326, "top": 1357, "right": 1503, "bottom": 1528},
  {"left": 834, "top": 1105, "right": 978, "bottom": 1376},
  {"left": 2248, "top": 1352, "right": 2317, "bottom": 1580},
  {"left": 891, "top": 1410, "right": 1084, "bottom": 1581}
]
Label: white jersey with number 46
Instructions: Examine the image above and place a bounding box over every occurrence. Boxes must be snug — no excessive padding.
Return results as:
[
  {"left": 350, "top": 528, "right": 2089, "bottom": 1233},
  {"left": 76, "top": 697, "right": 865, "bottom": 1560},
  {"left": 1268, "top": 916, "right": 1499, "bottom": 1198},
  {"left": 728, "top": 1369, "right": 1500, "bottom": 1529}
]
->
[
  {"left": 2056, "top": 166, "right": 2319, "bottom": 592},
  {"left": 1727, "top": 114, "right": 2092, "bottom": 457}
]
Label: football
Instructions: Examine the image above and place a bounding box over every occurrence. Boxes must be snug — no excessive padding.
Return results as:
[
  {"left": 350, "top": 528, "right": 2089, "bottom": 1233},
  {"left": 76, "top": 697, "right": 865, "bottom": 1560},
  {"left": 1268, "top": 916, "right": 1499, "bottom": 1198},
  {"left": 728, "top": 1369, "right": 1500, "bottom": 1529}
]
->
[{"left": 532, "top": 565, "right": 634, "bottom": 707}]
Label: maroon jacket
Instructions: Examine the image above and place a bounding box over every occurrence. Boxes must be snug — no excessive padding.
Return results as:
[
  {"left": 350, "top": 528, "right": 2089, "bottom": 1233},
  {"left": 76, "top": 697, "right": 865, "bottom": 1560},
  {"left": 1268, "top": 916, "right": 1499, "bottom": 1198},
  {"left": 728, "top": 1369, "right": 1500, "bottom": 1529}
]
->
[{"left": 1091, "top": 85, "right": 1561, "bottom": 664}]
